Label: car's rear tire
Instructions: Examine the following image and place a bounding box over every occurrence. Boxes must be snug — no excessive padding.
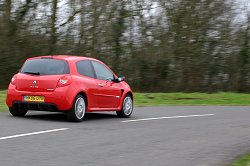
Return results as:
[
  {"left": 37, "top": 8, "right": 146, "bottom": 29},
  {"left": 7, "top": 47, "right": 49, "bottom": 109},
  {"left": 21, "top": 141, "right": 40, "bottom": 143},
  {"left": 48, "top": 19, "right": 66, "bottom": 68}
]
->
[
  {"left": 117, "top": 94, "right": 133, "bottom": 118},
  {"left": 9, "top": 107, "right": 28, "bottom": 117},
  {"left": 67, "top": 95, "right": 86, "bottom": 122}
]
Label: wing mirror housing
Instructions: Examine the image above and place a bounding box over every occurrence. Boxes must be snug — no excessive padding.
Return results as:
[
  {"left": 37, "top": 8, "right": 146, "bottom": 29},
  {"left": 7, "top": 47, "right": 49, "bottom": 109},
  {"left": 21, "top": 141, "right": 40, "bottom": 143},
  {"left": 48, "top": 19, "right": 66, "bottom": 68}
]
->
[{"left": 116, "top": 76, "right": 125, "bottom": 82}]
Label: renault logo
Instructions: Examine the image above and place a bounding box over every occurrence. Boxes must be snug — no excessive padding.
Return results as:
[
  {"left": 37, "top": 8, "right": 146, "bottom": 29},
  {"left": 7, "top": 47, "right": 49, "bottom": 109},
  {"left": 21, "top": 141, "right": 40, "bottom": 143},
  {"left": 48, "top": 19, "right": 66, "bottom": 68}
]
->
[{"left": 30, "top": 80, "right": 38, "bottom": 88}]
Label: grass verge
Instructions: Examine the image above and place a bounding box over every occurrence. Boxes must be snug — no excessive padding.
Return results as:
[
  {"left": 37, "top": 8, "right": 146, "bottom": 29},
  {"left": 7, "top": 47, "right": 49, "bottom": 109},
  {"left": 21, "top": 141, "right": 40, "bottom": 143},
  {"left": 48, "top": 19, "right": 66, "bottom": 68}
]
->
[
  {"left": 231, "top": 153, "right": 250, "bottom": 166},
  {"left": 0, "top": 90, "right": 7, "bottom": 112},
  {"left": 134, "top": 92, "right": 250, "bottom": 106},
  {"left": 0, "top": 91, "right": 250, "bottom": 112}
]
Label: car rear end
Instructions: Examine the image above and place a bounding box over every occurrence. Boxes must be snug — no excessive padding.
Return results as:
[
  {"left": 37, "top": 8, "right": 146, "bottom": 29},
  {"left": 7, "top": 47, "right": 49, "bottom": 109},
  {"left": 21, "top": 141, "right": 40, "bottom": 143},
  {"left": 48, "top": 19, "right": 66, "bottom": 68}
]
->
[{"left": 6, "top": 57, "right": 75, "bottom": 113}]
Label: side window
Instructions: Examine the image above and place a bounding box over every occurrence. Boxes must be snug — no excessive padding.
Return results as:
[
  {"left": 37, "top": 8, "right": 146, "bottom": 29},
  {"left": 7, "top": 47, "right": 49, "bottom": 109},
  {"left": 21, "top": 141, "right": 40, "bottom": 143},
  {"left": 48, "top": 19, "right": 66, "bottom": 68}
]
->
[
  {"left": 91, "top": 61, "right": 114, "bottom": 81},
  {"left": 76, "top": 60, "right": 95, "bottom": 78}
]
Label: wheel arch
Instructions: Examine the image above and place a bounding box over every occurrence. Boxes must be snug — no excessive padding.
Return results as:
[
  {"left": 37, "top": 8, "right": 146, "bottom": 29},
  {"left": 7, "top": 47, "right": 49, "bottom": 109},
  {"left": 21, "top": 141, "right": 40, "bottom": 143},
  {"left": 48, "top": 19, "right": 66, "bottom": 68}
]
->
[
  {"left": 125, "top": 91, "right": 133, "bottom": 100},
  {"left": 116, "top": 91, "right": 133, "bottom": 118},
  {"left": 74, "top": 91, "right": 88, "bottom": 109},
  {"left": 119, "top": 91, "right": 133, "bottom": 110}
]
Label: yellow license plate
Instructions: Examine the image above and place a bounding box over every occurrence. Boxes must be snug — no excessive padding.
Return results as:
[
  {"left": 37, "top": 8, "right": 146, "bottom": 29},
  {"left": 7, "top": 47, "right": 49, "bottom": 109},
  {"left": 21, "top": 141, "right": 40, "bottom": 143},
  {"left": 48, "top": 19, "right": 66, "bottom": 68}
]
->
[{"left": 24, "top": 96, "right": 45, "bottom": 102}]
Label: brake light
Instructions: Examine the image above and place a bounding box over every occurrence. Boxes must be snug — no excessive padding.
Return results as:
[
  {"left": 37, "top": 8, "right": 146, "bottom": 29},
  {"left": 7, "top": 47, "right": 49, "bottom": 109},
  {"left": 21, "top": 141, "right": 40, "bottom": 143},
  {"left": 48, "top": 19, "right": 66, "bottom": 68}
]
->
[
  {"left": 10, "top": 75, "right": 17, "bottom": 85},
  {"left": 57, "top": 75, "right": 72, "bottom": 87}
]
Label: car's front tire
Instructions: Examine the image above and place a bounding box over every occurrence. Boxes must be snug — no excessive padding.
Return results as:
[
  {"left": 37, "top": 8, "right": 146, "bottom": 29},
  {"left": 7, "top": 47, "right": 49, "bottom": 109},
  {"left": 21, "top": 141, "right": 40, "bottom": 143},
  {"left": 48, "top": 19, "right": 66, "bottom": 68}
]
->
[
  {"left": 67, "top": 95, "right": 86, "bottom": 122},
  {"left": 117, "top": 94, "right": 133, "bottom": 118},
  {"left": 9, "top": 107, "right": 28, "bottom": 117}
]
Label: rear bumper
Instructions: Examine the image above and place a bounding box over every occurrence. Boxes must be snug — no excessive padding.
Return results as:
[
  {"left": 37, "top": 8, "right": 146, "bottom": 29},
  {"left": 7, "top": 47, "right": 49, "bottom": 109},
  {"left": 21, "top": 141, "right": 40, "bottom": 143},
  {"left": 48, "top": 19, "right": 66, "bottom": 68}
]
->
[
  {"left": 6, "top": 84, "right": 74, "bottom": 111},
  {"left": 12, "top": 101, "right": 59, "bottom": 112}
]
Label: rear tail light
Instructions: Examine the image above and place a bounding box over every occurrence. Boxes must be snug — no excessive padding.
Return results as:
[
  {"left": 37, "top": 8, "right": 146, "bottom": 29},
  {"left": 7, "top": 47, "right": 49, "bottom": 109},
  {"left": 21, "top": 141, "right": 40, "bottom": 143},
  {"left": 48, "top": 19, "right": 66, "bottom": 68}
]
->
[
  {"left": 57, "top": 75, "right": 72, "bottom": 87},
  {"left": 10, "top": 75, "right": 17, "bottom": 85}
]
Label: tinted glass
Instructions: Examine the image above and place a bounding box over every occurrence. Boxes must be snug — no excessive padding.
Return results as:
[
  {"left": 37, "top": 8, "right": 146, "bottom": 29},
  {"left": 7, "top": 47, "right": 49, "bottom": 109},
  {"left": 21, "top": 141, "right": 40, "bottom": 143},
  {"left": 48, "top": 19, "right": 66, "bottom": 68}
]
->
[
  {"left": 21, "top": 59, "right": 69, "bottom": 75},
  {"left": 76, "top": 60, "right": 95, "bottom": 78},
  {"left": 92, "top": 61, "right": 114, "bottom": 81}
]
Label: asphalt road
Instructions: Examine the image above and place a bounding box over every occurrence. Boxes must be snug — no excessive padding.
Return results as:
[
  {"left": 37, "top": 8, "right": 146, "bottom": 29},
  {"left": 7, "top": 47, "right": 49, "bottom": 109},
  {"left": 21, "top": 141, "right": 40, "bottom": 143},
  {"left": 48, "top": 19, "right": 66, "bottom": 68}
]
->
[{"left": 0, "top": 106, "right": 250, "bottom": 166}]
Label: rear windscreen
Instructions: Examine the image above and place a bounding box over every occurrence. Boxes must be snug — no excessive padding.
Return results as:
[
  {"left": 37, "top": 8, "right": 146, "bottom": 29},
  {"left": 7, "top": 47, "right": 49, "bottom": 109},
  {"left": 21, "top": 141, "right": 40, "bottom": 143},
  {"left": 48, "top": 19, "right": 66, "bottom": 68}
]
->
[{"left": 20, "top": 59, "right": 69, "bottom": 75}]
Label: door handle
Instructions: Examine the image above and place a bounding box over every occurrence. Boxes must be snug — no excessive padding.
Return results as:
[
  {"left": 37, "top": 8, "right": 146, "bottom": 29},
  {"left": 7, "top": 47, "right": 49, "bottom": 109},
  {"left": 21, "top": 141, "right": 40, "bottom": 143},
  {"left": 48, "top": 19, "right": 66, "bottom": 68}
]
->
[{"left": 98, "top": 83, "right": 104, "bottom": 87}]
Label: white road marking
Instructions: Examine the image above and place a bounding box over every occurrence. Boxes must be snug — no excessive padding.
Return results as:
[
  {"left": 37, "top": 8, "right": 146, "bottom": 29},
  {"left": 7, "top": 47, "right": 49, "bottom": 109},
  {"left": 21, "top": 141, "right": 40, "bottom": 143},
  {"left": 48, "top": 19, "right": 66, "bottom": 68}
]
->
[
  {"left": 121, "top": 114, "right": 215, "bottom": 123},
  {"left": 0, "top": 128, "right": 69, "bottom": 141}
]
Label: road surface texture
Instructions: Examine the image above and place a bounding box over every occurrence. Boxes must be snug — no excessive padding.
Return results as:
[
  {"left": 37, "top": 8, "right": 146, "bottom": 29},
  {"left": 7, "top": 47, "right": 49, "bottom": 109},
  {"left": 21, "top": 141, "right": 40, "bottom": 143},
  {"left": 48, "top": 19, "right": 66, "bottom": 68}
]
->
[{"left": 0, "top": 106, "right": 250, "bottom": 166}]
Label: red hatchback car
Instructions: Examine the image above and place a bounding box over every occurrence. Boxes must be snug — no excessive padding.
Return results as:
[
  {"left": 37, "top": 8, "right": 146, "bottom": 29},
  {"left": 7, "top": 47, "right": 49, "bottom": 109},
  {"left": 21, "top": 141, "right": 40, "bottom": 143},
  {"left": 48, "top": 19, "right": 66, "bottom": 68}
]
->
[{"left": 6, "top": 55, "right": 133, "bottom": 122}]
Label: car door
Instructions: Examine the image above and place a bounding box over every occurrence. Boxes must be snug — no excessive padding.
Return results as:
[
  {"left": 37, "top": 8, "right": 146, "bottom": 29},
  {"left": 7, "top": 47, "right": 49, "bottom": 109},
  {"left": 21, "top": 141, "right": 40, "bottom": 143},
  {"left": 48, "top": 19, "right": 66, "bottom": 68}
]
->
[
  {"left": 76, "top": 60, "right": 99, "bottom": 109},
  {"left": 91, "top": 60, "right": 122, "bottom": 109}
]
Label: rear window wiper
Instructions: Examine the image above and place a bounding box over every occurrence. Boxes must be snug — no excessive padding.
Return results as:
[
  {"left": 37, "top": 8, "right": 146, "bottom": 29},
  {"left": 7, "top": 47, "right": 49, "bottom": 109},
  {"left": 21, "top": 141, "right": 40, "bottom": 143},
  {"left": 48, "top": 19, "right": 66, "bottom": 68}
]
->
[{"left": 23, "top": 71, "right": 40, "bottom": 75}]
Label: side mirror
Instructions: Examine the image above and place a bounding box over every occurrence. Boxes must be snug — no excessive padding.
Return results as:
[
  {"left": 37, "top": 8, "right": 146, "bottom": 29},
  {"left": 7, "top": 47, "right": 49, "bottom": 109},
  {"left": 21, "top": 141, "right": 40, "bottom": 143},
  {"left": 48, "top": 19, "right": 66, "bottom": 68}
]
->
[{"left": 116, "top": 76, "right": 125, "bottom": 82}]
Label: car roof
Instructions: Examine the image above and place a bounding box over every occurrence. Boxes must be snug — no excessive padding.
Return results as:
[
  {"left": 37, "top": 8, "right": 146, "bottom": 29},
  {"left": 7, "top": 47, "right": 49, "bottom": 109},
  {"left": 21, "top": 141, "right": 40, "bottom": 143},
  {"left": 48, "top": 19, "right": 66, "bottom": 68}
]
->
[{"left": 27, "top": 55, "right": 98, "bottom": 62}]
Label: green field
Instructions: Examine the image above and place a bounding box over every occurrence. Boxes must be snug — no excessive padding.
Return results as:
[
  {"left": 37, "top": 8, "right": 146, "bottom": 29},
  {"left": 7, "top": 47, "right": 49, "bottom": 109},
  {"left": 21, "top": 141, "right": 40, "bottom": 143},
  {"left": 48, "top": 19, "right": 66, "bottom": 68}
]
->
[
  {"left": 232, "top": 153, "right": 250, "bottom": 166},
  {"left": 134, "top": 92, "right": 250, "bottom": 106},
  {"left": 0, "top": 90, "right": 7, "bottom": 112},
  {"left": 1, "top": 90, "right": 250, "bottom": 112}
]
